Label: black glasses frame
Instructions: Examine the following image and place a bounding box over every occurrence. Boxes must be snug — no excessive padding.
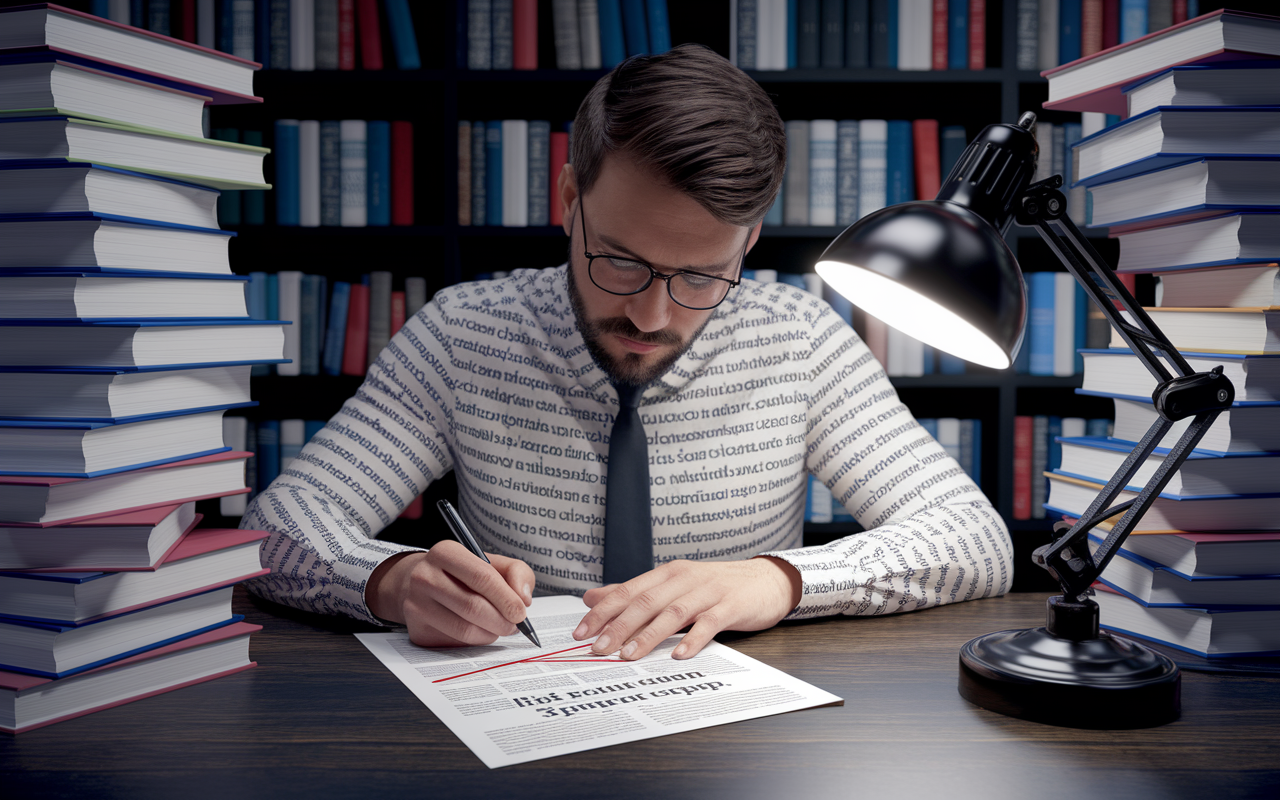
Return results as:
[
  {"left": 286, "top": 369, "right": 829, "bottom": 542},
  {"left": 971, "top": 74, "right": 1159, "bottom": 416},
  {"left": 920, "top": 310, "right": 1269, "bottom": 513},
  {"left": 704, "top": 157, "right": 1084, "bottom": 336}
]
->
[{"left": 577, "top": 199, "right": 746, "bottom": 311}]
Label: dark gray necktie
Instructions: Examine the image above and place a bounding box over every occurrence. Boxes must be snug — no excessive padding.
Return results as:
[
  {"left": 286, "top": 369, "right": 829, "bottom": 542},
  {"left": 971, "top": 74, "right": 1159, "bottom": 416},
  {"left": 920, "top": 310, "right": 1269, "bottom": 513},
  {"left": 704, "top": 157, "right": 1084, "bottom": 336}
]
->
[{"left": 603, "top": 383, "right": 653, "bottom": 584}]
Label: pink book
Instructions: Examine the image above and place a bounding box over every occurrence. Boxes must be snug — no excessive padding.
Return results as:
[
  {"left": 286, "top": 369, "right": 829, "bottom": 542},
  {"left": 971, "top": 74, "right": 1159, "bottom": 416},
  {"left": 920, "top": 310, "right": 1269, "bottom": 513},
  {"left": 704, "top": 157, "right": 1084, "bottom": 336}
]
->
[
  {"left": 9, "top": 509, "right": 203, "bottom": 573},
  {"left": 0, "top": 620, "right": 259, "bottom": 734}
]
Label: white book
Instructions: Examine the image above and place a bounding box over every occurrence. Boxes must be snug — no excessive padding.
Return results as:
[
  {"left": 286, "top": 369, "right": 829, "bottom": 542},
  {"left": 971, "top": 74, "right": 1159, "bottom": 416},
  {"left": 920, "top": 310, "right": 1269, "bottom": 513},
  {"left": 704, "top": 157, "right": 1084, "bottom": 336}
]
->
[
  {"left": 405, "top": 276, "right": 427, "bottom": 317},
  {"left": 1113, "top": 397, "right": 1280, "bottom": 455},
  {"left": 1083, "top": 350, "right": 1280, "bottom": 403},
  {"left": 0, "top": 410, "right": 228, "bottom": 476},
  {"left": 752, "top": 269, "right": 777, "bottom": 285},
  {"left": 220, "top": 417, "right": 247, "bottom": 516},
  {"left": 1038, "top": 0, "right": 1059, "bottom": 71},
  {"left": 0, "top": 366, "right": 252, "bottom": 421},
  {"left": 298, "top": 120, "right": 320, "bottom": 227},
  {"left": 1114, "top": 214, "right": 1280, "bottom": 274},
  {"left": 197, "top": 0, "right": 216, "bottom": 48},
  {"left": 887, "top": 326, "right": 908, "bottom": 376},
  {"left": 806, "top": 475, "right": 832, "bottom": 523},
  {"left": 808, "top": 120, "right": 837, "bottom": 226},
  {"left": 291, "top": 0, "right": 316, "bottom": 71},
  {"left": 1095, "top": 589, "right": 1280, "bottom": 657},
  {"left": 1081, "top": 111, "right": 1106, "bottom": 138},
  {"left": 899, "top": 0, "right": 931, "bottom": 71},
  {"left": 765, "top": 0, "right": 788, "bottom": 70},
  {"left": 858, "top": 120, "right": 888, "bottom": 217},
  {"left": 1053, "top": 271, "right": 1075, "bottom": 377},
  {"left": 1088, "top": 162, "right": 1280, "bottom": 232},
  {"left": 902, "top": 332, "right": 924, "bottom": 377},
  {"left": 280, "top": 419, "right": 305, "bottom": 472},
  {"left": 1128, "top": 67, "right": 1280, "bottom": 118},
  {"left": 578, "top": 0, "right": 602, "bottom": 69},
  {"left": 1033, "top": 122, "right": 1056, "bottom": 184},
  {"left": 936, "top": 418, "right": 961, "bottom": 459},
  {"left": 0, "top": 275, "right": 247, "bottom": 319},
  {"left": 784, "top": 120, "right": 810, "bottom": 225},
  {"left": 339, "top": 120, "right": 367, "bottom": 227},
  {"left": 803, "top": 273, "right": 824, "bottom": 296},
  {"left": 1061, "top": 417, "right": 1087, "bottom": 439},
  {"left": 1159, "top": 265, "right": 1280, "bottom": 309},
  {"left": 276, "top": 270, "right": 303, "bottom": 376},
  {"left": 502, "top": 120, "right": 528, "bottom": 227},
  {"left": 0, "top": 164, "right": 219, "bottom": 229},
  {"left": 0, "top": 219, "right": 231, "bottom": 273}
]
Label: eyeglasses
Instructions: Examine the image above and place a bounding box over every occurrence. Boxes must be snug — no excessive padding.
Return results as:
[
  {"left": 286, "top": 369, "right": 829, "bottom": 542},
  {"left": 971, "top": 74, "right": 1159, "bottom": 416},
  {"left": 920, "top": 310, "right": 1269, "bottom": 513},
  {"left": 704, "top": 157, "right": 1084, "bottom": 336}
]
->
[{"left": 577, "top": 199, "right": 746, "bottom": 311}]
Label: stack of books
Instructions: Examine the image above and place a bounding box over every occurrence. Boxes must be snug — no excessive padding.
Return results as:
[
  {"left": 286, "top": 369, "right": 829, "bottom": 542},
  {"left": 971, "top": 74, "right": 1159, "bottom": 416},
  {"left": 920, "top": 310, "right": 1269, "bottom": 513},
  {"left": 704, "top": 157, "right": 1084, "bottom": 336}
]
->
[
  {"left": 1042, "top": 8, "right": 1280, "bottom": 660},
  {"left": 0, "top": 4, "right": 284, "bottom": 733},
  {"left": 1016, "top": 0, "right": 1202, "bottom": 71}
]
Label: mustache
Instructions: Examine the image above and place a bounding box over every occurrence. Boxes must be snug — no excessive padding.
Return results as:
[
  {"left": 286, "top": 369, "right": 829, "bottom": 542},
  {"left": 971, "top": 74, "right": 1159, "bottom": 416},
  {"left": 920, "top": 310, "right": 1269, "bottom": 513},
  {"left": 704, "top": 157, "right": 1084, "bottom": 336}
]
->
[{"left": 590, "top": 316, "right": 683, "bottom": 346}]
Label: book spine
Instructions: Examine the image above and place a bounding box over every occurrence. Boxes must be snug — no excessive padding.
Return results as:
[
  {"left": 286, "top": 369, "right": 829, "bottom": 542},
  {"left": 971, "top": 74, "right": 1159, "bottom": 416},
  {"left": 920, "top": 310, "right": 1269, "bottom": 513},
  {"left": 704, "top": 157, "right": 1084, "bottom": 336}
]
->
[
  {"left": 492, "top": 0, "right": 514, "bottom": 69},
  {"left": 270, "top": 0, "right": 290, "bottom": 69},
  {"left": 735, "top": 0, "right": 757, "bottom": 69},
  {"left": 256, "top": 0, "right": 272, "bottom": 64},
  {"left": 340, "top": 119, "right": 367, "bottom": 227},
  {"left": 1031, "top": 415, "right": 1048, "bottom": 518},
  {"left": 1038, "top": 0, "right": 1058, "bottom": 69},
  {"left": 323, "top": 281, "right": 351, "bottom": 375},
  {"left": 552, "top": 0, "right": 583, "bottom": 69},
  {"left": 797, "top": 0, "right": 819, "bottom": 69},
  {"left": 472, "top": 122, "right": 488, "bottom": 225},
  {"left": 468, "top": 0, "right": 492, "bottom": 68},
  {"left": 298, "top": 120, "right": 321, "bottom": 227},
  {"left": 334, "top": 0, "right": 354, "bottom": 68},
  {"left": 291, "top": 0, "right": 315, "bottom": 71},
  {"left": 1102, "top": 0, "right": 1118, "bottom": 48},
  {"left": 513, "top": 0, "right": 537, "bottom": 69},
  {"left": 1027, "top": 271, "right": 1056, "bottom": 376},
  {"left": 197, "top": 0, "right": 215, "bottom": 47},
  {"left": 549, "top": 130, "right": 569, "bottom": 227},
  {"left": 809, "top": 120, "right": 837, "bottom": 226},
  {"left": 1119, "top": 0, "right": 1144, "bottom": 43},
  {"left": 458, "top": 121, "right": 472, "bottom": 226},
  {"left": 647, "top": 0, "right": 671, "bottom": 53},
  {"left": 1046, "top": 415, "right": 1063, "bottom": 474},
  {"left": 486, "top": 121, "right": 504, "bottom": 225},
  {"left": 621, "top": 0, "right": 648, "bottom": 56},
  {"left": 836, "top": 120, "right": 859, "bottom": 225},
  {"left": 1015, "top": 0, "right": 1037, "bottom": 69},
  {"left": 911, "top": 118, "right": 940, "bottom": 200},
  {"left": 315, "top": 0, "right": 339, "bottom": 68},
  {"left": 405, "top": 276, "right": 427, "bottom": 316},
  {"left": 366, "top": 271, "right": 392, "bottom": 365},
  {"left": 885, "top": 119, "right": 913, "bottom": 205},
  {"left": 1052, "top": 271, "right": 1075, "bottom": 377},
  {"left": 967, "top": 0, "right": 984, "bottom": 69},
  {"left": 149, "top": 0, "right": 171, "bottom": 34},
  {"left": 392, "top": 126, "right": 416, "bottom": 221},
  {"left": 1073, "top": 281, "right": 1087, "bottom": 374},
  {"left": 869, "top": 0, "right": 890, "bottom": 67},
  {"left": 258, "top": 420, "right": 281, "bottom": 491},
  {"left": 933, "top": 0, "right": 949, "bottom": 71},
  {"left": 1147, "top": 0, "right": 1170, "bottom": 32},
  {"left": 1171, "top": 0, "right": 1186, "bottom": 24},
  {"left": 366, "top": 120, "right": 391, "bottom": 226},
  {"left": 319, "top": 121, "right": 342, "bottom": 226},
  {"left": 383, "top": 0, "right": 421, "bottom": 69},
  {"left": 783, "top": 120, "right": 809, "bottom": 225},
  {"left": 858, "top": 119, "right": 888, "bottom": 216},
  {"left": 229, "top": 0, "right": 254, "bottom": 59},
  {"left": 341, "top": 281, "right": 370, "bottom": 375},
  {"left": 886, "top": 0, "right": 898, "bottom": 68},
  {"left": 1081, "top": 0, "right": 1102, "bottom": 55},
  {"left": 527, "top": 120, "right": 551, "bottom": 227},
  {"left": 821, "top": 0, "right": 844, "bottom": 68},
  {"left": 277, "top": 270, "right": 303, "bottom": 376},
  {"left": 356, "top": 0, "right": 384, "bottom": 69},
  {"left": 1059, "top": 0, "right": 1081, "bottom": 64},
  {"left": 846, "top": 0, "right": 870, "bottom": 67},
  {"left": 940, "top": 125, "right": 966, "bottom": 179},
  {"left": 502, "top": 119, "right": 529, "bottom": 227},
  {"left": 300, "top": 274, "right": 321, "bottom": 375},
  {"left": 578, "top": 0, "right": 602, "bottom": 68},
  {"left": 390, "top": 290, "right": 406, "bottom": 335},
  {"left": 1012, "top": 415, "right": 1032, "bottom": 520},
  {"left": 1085, "top": 294, "right": 1109, "bottom": 349},
  {"left": 275, "top": 120, "right": 300, "bottom": 226}
]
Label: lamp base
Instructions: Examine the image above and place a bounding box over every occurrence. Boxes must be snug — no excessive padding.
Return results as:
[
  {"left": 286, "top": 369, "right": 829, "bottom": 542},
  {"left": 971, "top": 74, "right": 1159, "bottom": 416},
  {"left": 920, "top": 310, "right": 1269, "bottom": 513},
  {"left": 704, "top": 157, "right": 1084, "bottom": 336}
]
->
[{"left": 958, "top": 596, "right": 1180, "bottom": 729}]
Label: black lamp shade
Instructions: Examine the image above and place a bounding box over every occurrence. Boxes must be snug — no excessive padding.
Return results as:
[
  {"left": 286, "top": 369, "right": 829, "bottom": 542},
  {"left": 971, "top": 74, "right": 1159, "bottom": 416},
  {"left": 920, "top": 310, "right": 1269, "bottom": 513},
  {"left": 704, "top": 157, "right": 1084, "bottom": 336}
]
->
[{"left": 815, "top": 200, "right": 1027, "bottom": 370}]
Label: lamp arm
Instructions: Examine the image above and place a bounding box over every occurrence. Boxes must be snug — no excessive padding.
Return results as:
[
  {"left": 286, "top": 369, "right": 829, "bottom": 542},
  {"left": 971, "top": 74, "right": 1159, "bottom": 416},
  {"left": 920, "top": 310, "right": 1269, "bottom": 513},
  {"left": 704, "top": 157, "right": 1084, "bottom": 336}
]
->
[{"left": 1012, "top": 177, "right": 1236, "bottom": 601}]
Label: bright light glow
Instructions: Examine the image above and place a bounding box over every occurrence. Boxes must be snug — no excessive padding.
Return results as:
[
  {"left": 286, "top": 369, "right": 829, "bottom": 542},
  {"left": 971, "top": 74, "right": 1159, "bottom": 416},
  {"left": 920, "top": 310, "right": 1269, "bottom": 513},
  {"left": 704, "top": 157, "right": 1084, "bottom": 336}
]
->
[{"left": 816, "top": 260, "right": 1012, "bottom": 369}]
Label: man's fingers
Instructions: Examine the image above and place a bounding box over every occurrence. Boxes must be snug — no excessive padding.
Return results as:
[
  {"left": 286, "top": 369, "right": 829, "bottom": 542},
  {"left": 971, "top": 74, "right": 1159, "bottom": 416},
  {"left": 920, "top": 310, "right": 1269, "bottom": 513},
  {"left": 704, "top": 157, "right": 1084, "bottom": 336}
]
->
[
  {"left": 614, "top": 590, "right": 723, "bottom": 661},
  {"left": 572, "top": 571, "right": 668, "bottom": 646},
  {"left": 586, "top": 568, "right": 705, "bottom": 655},
  {"left": 404, "top": 595, "right": 505, "bottom": 647},
  {"left": 670, "top": 610, "right": 727, "bottom": 660},
  {"left": 490, "top": 554, "right": 536, "bottom": 607},
  {"left": 429, "top": 541, "right": 528, "bottom": 625}
]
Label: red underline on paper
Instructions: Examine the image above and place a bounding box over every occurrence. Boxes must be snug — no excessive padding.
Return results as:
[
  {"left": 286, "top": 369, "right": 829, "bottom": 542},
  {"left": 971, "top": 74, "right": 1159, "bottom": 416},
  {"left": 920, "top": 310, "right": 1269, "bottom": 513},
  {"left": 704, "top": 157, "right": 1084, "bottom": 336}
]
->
[{"left": 432, "top": 643, "right": 624, "bottom": 683}]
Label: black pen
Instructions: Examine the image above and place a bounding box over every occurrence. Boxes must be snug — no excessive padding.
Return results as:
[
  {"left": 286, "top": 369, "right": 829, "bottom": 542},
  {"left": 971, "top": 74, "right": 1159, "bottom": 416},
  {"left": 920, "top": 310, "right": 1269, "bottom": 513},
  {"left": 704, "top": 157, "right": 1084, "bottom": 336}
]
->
[{"left": 436, "top": 499, "right": 541, "bottom": 648}]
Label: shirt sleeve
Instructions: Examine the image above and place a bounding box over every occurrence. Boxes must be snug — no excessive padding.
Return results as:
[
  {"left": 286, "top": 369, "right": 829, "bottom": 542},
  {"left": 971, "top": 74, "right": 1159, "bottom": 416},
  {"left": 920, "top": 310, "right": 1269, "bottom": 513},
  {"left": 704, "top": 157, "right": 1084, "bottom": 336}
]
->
[
  {"left": 239, "top": 303, "right": 455, "bottom": 625},
  {"left": 762, "top": 311, "right": 1014, "bottom": 619}
]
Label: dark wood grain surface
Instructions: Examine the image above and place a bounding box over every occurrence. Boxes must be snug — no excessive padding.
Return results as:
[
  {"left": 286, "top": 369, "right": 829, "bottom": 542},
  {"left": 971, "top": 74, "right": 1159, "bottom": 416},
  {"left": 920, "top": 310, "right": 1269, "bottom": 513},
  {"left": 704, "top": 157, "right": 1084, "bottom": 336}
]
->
[{"left": 4, "top": 587, "right": 1278, "bottom": 800}]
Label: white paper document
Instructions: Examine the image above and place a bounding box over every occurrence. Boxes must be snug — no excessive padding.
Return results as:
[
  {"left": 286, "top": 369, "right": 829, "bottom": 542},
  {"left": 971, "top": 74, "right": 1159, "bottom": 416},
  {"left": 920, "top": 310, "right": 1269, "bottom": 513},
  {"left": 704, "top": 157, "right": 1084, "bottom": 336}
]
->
[{"left": 355, "top": 596, "right": 844, "bottom": 768}]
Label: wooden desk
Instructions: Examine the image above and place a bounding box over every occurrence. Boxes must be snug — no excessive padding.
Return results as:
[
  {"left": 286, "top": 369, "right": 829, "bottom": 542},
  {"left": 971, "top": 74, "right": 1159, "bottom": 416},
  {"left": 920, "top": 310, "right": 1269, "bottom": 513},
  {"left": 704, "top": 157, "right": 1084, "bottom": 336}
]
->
[{"left": 4, "top": 588, "right": 1279, "bottom": 799}]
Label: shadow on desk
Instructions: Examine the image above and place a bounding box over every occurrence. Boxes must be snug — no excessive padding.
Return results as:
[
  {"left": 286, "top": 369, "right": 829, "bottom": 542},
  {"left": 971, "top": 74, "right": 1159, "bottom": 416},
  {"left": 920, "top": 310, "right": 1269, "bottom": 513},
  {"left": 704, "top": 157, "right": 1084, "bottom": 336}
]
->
[{"left": 5, "top": 587, "right": 1279, "bottom": 800}]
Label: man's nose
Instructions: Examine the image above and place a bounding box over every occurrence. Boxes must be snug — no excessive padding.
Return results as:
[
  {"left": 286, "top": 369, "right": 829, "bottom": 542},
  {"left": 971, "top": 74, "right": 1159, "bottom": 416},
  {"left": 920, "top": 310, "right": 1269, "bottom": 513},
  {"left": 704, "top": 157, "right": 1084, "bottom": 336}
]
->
[{"left": 624, "top": 278, "right": 674, "bottom": 333}]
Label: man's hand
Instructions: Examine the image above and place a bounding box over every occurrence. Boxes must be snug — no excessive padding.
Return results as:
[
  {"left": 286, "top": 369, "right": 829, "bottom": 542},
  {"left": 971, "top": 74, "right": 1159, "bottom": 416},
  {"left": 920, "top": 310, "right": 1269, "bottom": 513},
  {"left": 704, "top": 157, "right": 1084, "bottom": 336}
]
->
[
  {"left": 572, "top": 557, "right": 803, "bottom": 661},
  {"left": 366, "top": 541, "right": 536, "bottom": 647}
]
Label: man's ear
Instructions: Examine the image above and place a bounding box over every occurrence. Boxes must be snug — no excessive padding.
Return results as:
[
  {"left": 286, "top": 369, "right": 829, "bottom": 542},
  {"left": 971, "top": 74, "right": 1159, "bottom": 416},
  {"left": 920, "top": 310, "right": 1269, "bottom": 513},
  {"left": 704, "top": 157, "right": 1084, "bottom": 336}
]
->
[{"left": 557, "top": 163, "right": 578, "bottom": 238}]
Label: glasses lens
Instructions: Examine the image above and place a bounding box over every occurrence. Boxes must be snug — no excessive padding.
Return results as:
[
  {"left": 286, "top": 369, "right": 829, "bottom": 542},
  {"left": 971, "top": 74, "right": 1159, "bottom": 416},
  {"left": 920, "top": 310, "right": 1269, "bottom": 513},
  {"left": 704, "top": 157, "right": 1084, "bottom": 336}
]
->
[
  {"left": 590, "top": 256, "right": 652, "bottom": 294},
  {"left": 670, "top": 273, "right": 733, "bottom": 310}
]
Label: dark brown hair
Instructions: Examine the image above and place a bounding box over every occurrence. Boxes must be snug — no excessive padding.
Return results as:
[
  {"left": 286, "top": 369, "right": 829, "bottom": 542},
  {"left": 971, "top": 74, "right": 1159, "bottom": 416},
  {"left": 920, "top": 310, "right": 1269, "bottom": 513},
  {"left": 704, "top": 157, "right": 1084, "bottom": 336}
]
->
[{"left": 571, "top": 44, "right": 786, "bottom": 227}]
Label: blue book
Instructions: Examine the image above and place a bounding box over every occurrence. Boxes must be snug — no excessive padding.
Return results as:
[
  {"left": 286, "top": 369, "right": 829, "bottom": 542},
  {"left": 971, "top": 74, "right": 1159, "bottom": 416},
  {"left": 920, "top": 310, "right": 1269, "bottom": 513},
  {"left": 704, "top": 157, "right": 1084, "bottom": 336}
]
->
[
  {"left": 527, "top": 120, "right": 551, "bottom": 227},
  {"left": 1026, "top": 271, "right": 1057, "bottom": 376},
  {"left": 242, "top": 131, "right": 266, "bottom": 224},
  {"left": 919, "top": 418, "right": 938, "bottom": 439},
  {"left": 305, "top": 420, "right": 325, "bottom": 441},
  {"left": 938, "top": 352, "right": 966, "bottom": 374},
  {"left": 492, "top": 0, "right": 513, "bottom": 69},
  {"left": 921, "top": 345, "right": 935, "bottom": 374},
  {"left": 646, "top": 0, "right": 671, "bottom": 54},
  {"left": 798, "top": 0, "right": 820, "bottom": 69},
  {"left": 320, "top": 121, "right": 341, "bottom": 227},
  {"left": 836, "top": 120, "right": 859, "bottom": 225},
  {"left": 269, "top": 0, "right": 290, "bottom": 69},
  {"left": 621, "top": 0, "right": 649, "bottom": 56},
  {"left": 948, "top": 0, "right": 967, "bottom": 69},
  {"left": 90, "top": 0, "right": 108, "bottom": 18},
  {"left": 256, "top": 420, "right": 280, "bottom": 492},
  {"left": 1086, "top": 418, "right": 1110, "bottom": 438},
  {"left": 485, "top": 121, "right": 503, "bottom": 226},
  {"left": 247, "top": 272, "right": 268, "bottom": 320},
  {"left": 366, "top": 121, "right": 391, "bottom": 227},
  {"left": 300, "top": 274, "right": 323, "bottom": 375},
  {"left": 598, "top": 0, "right": 626, "bottom": 66},
  {"left": 885, "top": 120, "right": 913, "bottom": 205},
  {"left": 274, "top": 120, "right": 300, "bottom": 226},
  {"left": 941, "top": 125, "right": 966, "bottom": 181},
  {"left": 1047, "top": 416, "right": 1064, "bottom": 473},
  {"left": 130, "top": 0, "right": 144, "bottom": 28},
  {"left": 1187, "top": 0, "right": 1198, "bottom": 17},
  {"left": 1059, "top": 0, "right": 1082, "bottom": 64},
  {"left": 147, "top": 0, "right": 169, "bottom": 34},
  {"left": 846, "top": 0, "right": 869, "bottom": 67},
  {"left": 787, "top": 0, "right": 799, "bottom": 68},
  {"left": 471, "top": 122, "right": 487, "bottom": 225},
  {"left": 1073, "top": 282, "right": 1087, "bottom": 374},
  {"left": 266, "top": 274, "right": 279, "bottom": 326},
  {"left": 1120, "top": 0, "right": 1146, "bottom": 44},
  {"left": 962, "top": 419, "right": 981, "bottom": 485},
  {"left": 257, "top": 0, "right": 273, "bottom": 66},
  {"left": 219, "top": 0, "right": 236, "bottom": 54},
  {"left": 779, "top": 273, "right": 808, "bottom": 290},
  {"left": 763, "top": 193, "right": 783, "bottom": 226},
  {"left": 322, "top": 281, "right": 351, "bottom": 376},
  {"left": 886, "top": 0, "right": 898, "bottom": 68},
  {"left": 821, "top": 0, "right": 844, "bottom": 68},
  {"left": 870, "top": 0, "right": 891, "bottom": 67},
  {"left": 466, "top": 0, "right": 492, "bottom": 69},
  {"left": 736, "top": 0, "right": 758, "bottom": 69},
  {"left": 383, "top": 0, "right": 422, "bottom": 70}
]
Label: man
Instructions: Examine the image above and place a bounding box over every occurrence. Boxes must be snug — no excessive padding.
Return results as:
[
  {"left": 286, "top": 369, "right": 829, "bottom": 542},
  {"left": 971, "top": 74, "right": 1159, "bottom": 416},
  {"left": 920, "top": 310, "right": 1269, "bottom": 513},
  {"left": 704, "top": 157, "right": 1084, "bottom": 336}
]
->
[{"left": 241, "top": 45, "right": 1012, "bottom": 662}]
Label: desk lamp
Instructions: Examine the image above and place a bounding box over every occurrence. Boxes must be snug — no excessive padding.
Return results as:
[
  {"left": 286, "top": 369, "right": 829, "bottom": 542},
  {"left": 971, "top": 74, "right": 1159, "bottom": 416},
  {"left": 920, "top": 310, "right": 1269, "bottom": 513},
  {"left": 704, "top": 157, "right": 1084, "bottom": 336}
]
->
[{"left": 815, "top": 112, "right": 1235, "bottom": 729}]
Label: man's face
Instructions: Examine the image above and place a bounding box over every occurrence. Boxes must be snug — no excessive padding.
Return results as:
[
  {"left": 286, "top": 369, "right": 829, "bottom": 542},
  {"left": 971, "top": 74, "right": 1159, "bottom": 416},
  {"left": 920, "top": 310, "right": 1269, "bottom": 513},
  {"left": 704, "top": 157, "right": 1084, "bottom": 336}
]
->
[{"left": 564, "top": 155, "right": 755, "bottom": 388}]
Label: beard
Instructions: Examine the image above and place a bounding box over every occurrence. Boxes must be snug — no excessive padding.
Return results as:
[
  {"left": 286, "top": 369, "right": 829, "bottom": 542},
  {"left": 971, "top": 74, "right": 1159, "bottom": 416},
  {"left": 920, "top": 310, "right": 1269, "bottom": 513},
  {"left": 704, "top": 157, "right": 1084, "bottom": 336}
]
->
[{"left": 566, "top": 254, "right": 711, "bottom": 390}]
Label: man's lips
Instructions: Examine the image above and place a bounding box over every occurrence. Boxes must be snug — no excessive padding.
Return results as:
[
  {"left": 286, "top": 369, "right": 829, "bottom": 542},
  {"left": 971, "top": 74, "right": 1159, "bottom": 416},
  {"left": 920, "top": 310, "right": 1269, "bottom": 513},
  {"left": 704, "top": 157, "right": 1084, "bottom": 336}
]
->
[{"left": 614, "top": 334, "right": 663, "bottom": 354}]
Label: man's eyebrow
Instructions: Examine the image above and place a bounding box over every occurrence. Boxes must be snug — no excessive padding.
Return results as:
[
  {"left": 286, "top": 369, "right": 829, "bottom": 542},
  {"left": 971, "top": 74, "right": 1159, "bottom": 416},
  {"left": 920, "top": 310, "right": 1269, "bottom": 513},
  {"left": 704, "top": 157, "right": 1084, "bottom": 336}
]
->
[{"left": 595, "top": 232, "right": 738, "bottom": 274}]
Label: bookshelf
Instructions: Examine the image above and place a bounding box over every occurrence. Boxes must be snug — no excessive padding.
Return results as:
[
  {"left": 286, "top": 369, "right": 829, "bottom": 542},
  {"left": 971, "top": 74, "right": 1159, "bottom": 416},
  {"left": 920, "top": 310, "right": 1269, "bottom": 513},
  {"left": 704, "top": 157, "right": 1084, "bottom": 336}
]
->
[{"left": 185, "top": 0, "right": 1164, "bottom": 590}]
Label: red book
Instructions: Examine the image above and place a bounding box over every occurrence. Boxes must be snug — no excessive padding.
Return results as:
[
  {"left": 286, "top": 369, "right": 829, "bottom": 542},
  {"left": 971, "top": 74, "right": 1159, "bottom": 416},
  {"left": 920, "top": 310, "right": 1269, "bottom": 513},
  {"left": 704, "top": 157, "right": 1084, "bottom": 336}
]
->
[
  {"left": 931, "top": 0, "right": 947, "bottom": 70},
  {"left": 391, "top": 120, "right": 413, "bottom": 225},
  {"left": 967, "top": 0, "right": 985, "bottom": 70},
  {"left": 341, "top": 282, "right": 370, "bottom": 375},
  {"left": 390, "top": 290, "right": 406, "bottom": 334},
  {"left": 548, "top": 131, "right": 569, "bottom": 227},
  {"left": 1102, "top": 0, "right": 1120, "bottom": 49},
  {"left": 339, "top": 0, "right": 356, "bottom": 69},
  {"left": 1082, "top": 0, "right": 1103, "bottom": 56},
  {"left": 1013, "top": 416, "right": 1033, "bottom": 520},
  {"left": 513, "top": 0, "right": 538, "bottom": 69},
  {"left": 178, "top": 0, "right": 195, "bottom": 42},
  {"left": 1172, "top": 1, "right": 1187, "bottom": 25},
  {"left": 400, "top": 494, "right": 423, "bottom": 519},
  {"left": 355, "top": 0, "right": 382, "bottom": 70},
  {"left": 911, "top": 119, "right": 941, "bottom": 200}
]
